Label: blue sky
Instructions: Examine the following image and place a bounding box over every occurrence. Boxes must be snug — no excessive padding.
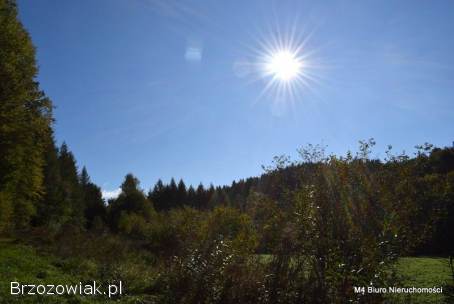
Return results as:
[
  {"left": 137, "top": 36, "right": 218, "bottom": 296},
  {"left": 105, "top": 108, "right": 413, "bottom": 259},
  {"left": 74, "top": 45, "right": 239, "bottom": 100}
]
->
[{"left": 18, "top": 0, "right": 454, "bottom": 196}]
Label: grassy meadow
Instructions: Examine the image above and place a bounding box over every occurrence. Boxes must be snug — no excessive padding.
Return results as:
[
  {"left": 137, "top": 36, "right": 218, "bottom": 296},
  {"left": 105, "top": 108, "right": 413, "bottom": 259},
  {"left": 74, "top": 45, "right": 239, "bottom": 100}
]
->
[{"left": 1, "top": 239, "right": 453, "bottom": 303}]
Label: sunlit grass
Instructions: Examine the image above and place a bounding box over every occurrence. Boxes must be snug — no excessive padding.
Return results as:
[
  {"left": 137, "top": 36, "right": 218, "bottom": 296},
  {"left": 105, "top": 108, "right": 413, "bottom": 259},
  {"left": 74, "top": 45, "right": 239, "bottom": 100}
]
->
[
  {"left": 0, "top": 239, "right": 80, "bottom": 303},
  {"left": 388, "top": 257, "right": 453, "bottom": 304},
  {"left": 255, "top": 254, "right": 454, "bottom": 303}
]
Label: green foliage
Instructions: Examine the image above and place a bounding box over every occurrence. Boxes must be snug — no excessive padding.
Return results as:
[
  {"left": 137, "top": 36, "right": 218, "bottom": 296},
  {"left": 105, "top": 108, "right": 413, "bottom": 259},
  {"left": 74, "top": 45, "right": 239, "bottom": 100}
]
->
[
  {"left": 32, "top": 142, "right": 105, "bottom": 234},
  {"left": 149, "top": 179, "right": 230, "bottom": 211},
  {"left": 388, "top": 257, "right": 453, "bottom": 304},
  {"left": 34, "top": 135, "right": 65, "bottom": 229},
  {"left": 108, "top": 174, "right": 155, "bottom": 236},
  {"left": 58, "top": 143, "right": 85, "bottom": 227},
  {"left": 246, "top": 192, "right": 285, "bottom": 253},
  {"left": 153, "top": 206, "right": 259, "bottom": 304},
  {"left": 2, "top": 141, "right": 453, "bottom": 303},
  {"left": 0, "top": 192, "right": 13, "bottom": 232},
  {"left": 2, "top": 235, "right": 451, "bottom": 303},
  {"left": 80, "top": 168, "right": 105, "bottom": 230},
  {"left": 0, "top": 239, "right": 88, "bottom": 303},
  {"left": 0, "top": 0, "right": 53, "bottom": 232}
]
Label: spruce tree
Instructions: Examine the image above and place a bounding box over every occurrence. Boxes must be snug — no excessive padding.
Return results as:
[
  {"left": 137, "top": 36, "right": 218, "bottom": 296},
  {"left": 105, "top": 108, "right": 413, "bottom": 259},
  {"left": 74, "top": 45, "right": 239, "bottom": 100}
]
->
[
  {"left": 58, "top": 143, "right": 84, "bottom": 226},
  {"left": 177, "top": 179, "right": 187, "bottom": 206},
  {"left": 149, "top": 179, "right": 164, "bottom": 211},
  {"left": 195, "top": 183, "right": 207, "bottom": 209},
  {"left": 187, "top": 185, "right": 196, "bottom": 208},
  {"left": 34, "top": 133, "right": 64, "bottom": 228},
  {"left": 79, "top": 166, "right": 106, "bottom": 229}
]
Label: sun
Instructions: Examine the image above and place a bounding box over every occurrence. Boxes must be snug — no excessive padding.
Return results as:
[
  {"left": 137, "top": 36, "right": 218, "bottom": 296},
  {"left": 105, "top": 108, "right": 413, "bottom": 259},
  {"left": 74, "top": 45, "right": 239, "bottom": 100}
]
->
[
  {"left": 265, "top": 50, "right": 302, "bottom": 81},
  {"left": 245, "top": 24, "right": 321, "bottom": 107},
  {"left": 237, "top": 21, "right": 322, "bottom": 110}
]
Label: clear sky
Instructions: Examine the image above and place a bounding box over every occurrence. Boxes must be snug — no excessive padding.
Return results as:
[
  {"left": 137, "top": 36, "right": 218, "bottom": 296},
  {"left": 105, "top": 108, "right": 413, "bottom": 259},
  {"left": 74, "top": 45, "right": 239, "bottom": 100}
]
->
[{"left": 17, "top": 0, "right": 454, "bottom": 196}]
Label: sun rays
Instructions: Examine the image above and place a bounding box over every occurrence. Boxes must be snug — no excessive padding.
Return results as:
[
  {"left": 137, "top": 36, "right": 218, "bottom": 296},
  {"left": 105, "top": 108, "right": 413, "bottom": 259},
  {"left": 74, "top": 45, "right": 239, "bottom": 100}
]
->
[{"left": 239, "top": 20, "right": 323, "bottom": 112}]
